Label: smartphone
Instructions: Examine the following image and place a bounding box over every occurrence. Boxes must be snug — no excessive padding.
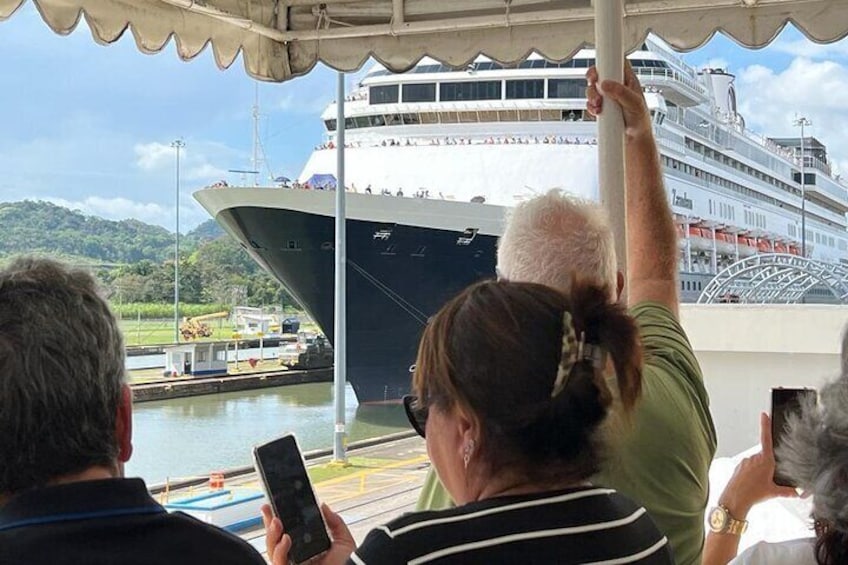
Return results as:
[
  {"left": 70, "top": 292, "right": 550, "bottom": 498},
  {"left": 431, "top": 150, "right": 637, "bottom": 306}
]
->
[
  {"left": 253, "top": 434, "right": 331, "bottom": 564},
  {"left": 771, "top": 387, "right": 816, "bottom": 488}
]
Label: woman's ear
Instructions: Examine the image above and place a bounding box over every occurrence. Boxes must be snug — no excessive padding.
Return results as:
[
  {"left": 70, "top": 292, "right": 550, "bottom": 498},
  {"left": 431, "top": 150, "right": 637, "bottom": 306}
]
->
[{"left": 454, "top": 403, "right": 479, "bottom": 451}]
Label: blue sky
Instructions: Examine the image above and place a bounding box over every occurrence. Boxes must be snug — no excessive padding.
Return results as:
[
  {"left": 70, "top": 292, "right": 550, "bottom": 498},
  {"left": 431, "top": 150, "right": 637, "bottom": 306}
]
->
[{"left": 1, "top": 3, "right": 847, "bottom": 231}]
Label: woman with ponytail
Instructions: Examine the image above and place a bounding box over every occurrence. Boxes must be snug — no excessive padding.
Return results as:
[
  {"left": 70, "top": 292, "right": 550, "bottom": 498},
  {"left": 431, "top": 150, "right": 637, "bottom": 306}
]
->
[{"left": 263, "top": 279, "right": 673, "bottom": 564}]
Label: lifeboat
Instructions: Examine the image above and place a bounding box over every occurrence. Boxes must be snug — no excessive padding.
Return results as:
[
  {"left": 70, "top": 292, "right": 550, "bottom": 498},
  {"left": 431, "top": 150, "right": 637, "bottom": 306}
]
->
[
  {"left": 687, "top": 226, "right": 714, "bottom": 252},
  {"left": 737, "top": 236, "right": 757, "bottom": 257},
  {"left": 774, "top": 242, "right": 789, "bottom": 254},
  {"left": 788, "top": 244, "right": 801, "bottom": 256},
  {"left": 676, "top": 224, "right": 686, "bottom": 250},
  {"left": 756, "top": 239, "right": 773, "bottom": 253},
  {"left": 714, "top": 231, "right": 736, "bottom": 255}
]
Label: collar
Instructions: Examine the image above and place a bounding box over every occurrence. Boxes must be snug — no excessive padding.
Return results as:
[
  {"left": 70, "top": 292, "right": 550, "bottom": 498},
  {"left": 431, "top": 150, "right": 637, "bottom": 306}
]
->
[{"left": 0, "top": 478, "right": 165, "bottom": 532}]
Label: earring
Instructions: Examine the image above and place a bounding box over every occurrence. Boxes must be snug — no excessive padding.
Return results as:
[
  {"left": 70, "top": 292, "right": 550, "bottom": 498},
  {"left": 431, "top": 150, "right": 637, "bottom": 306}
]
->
[{"left": 463, "top": 439, "right": 476, "bottom": 470}]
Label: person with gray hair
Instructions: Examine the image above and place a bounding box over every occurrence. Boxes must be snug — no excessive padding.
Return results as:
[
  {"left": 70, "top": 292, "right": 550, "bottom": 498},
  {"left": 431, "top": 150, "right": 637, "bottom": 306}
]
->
[
  {"left": 416, "top": 62, "right": 716, "bottom": 565},
  {"left": 0, "top": 257, "right": 264, "bottom": 565},
  {"left": 704, "top": 330, "right": 848, "bottom": 565}
]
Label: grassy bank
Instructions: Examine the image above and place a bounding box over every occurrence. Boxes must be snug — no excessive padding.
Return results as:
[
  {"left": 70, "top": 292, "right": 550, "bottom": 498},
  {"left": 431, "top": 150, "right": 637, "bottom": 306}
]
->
[{"left": 119, "top": 318, "right": 320, "bottom": 346}]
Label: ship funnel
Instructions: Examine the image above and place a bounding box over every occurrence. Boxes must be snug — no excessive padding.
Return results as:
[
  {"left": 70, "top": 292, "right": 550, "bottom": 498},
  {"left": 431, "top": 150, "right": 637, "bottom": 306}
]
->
[{"left": 701, "top": 69, "right": 739, "bottom": 124}]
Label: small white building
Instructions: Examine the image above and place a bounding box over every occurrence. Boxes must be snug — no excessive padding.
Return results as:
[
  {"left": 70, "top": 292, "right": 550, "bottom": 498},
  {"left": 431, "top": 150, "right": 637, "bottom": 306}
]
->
[
  {"left": 234, "top": 307, "right": 276, "bottom": 335},
  {"left": 163, "top": 342, "right": 228, "bottom": 377}
]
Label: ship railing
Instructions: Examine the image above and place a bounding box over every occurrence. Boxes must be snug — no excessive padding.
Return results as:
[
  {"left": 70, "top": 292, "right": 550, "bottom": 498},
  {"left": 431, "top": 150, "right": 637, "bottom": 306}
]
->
[{"left": 634, "top": 67, "right": 708, "bottom": 97}]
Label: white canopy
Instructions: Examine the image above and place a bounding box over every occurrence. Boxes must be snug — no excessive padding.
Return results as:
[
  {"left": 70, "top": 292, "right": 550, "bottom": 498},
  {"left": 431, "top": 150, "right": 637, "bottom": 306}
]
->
[{"left": 1, "top": 0, "right": 846, "bottom": 82}]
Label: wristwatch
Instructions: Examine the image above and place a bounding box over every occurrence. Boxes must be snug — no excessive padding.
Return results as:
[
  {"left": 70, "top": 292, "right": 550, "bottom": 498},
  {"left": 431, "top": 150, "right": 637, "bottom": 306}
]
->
[{"left": 708, "top": 505, "right": 748, "bottom": 535}]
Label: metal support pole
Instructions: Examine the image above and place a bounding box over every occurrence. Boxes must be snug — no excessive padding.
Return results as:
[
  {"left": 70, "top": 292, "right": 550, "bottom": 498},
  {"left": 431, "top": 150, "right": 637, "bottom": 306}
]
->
[
  {"left": 593, "top": 0, "right": 627, "bottom": 280},
  {"left": 333, "top": 72, "right": 348, "bottom": 463},
  {"left": 794, "top": 117, "right": 810, "bottom": 258},
  {"left": 171, "top": 139, "right": 185, "bottom": 344},
  {"left": 710, "top": 226, "right": 717, "bottom": 274}
]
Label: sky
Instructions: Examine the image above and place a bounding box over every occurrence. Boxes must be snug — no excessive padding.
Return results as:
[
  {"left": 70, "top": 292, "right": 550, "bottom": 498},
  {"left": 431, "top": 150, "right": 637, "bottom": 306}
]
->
[{"left": 1, "top": 3, "right": 847, "bottom": 232}]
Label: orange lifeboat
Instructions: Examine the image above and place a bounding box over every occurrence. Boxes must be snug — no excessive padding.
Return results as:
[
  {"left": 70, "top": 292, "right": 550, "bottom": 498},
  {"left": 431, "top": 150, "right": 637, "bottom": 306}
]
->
[
  {"left": 714, "top": 231, "right": 735, "bottom": 255},
  {"left": 737, "top": 237, "right": 757, "bottom": 257},
  {"left": 756, "top": 239, "right": 772, "bottom": 253},
  {"left": 774, "top": 242, "right": 789, "bottom": 254},
  {"left": 788, "top": 244, "right": 801, "bottom": 256},
  {"left": 687, "top": 226, "right": 714, "bottom": 252}
]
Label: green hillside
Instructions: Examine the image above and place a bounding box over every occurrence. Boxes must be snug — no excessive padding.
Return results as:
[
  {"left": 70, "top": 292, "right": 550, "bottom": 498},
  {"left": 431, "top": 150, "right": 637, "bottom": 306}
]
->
[
  {"left": 0, "top": 200, "right": 174, "bottom": 263},
  {"left": 0, "top": 200, "right": 294, "bottom": 309}
]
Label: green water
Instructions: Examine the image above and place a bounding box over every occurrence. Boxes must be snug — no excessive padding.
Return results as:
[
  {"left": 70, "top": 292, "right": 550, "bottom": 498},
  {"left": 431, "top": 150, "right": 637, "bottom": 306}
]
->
[{"left": 125, "top": 382, "right": 410, "bottom": 484}]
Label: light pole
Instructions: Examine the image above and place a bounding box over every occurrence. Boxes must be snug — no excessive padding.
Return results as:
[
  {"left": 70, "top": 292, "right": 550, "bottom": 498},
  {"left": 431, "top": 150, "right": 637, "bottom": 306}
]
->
[
  {"left": 793, "top": 116, "right": 811, "bottom": 258},
  {"left": 171, "top": 138, "right": 185, "bottom": 343}
]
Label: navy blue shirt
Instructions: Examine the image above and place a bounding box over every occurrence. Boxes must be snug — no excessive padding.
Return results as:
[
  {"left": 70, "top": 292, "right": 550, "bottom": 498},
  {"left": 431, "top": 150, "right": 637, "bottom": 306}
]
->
[{"left": 0, "top": 478, "right": 265, "bottom": 565}]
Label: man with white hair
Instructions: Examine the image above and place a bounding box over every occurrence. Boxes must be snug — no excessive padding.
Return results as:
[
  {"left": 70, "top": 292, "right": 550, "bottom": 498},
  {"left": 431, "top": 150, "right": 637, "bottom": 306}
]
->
[{"left": 416, "top": 64, "right": 716, "bottom": 565}]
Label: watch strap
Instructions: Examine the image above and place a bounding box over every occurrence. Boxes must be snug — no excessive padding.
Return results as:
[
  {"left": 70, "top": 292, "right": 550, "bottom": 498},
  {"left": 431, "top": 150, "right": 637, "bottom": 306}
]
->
[{"left": 719, "top": 505, "right": 749, "bottom": 535}]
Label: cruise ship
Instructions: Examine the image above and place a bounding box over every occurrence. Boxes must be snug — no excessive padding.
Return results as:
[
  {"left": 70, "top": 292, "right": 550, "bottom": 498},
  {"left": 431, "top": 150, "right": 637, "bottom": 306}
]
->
[{"left": 195, "top": 36, "right": 848, "bottom": 404}]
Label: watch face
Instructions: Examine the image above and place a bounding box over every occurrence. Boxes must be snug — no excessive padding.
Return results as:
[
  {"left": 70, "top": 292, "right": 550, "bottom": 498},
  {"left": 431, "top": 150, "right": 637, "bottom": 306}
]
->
[{"left": 709, "top": 507, "right": 728, "bottom": 531}]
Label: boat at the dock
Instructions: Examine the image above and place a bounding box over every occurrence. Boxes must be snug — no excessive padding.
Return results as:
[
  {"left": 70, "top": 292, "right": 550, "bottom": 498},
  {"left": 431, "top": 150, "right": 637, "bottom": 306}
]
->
[{"left": 195, "top": 36, "right": 848, "bottom": 404}]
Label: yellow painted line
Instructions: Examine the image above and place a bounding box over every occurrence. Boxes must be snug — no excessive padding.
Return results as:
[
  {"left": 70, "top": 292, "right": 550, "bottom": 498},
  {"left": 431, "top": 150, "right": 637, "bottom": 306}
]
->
[
  {"left": 313, "top": 454, "right": 429, "bottom": 488},
  {"left": 319, "top": 475, "right": 423, "bottom": 506}
]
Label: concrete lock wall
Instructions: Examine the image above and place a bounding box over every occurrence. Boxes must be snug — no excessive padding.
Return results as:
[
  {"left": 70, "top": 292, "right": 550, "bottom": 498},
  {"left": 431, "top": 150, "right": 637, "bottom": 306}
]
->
[{"left": 679, "top": 304, "right": 848, "bottom": 456}]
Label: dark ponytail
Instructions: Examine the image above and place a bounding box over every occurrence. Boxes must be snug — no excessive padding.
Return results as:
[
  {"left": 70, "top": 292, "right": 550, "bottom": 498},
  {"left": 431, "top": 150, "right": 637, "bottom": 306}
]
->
[{"left": 511, "top": 279, "right": 643, "bottom": 480}]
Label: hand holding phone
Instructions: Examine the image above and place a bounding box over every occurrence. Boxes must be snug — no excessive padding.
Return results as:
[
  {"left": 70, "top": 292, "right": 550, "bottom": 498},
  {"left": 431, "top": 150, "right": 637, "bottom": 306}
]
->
[
  {"left": 254, "top": 434, "right": 332, "bottom": 564},
  {"left": 261, "top": 502, "right": 357, "bottom": 565},
  {"left": 771, "top": 387, "right": 817, "bottom": 488}
]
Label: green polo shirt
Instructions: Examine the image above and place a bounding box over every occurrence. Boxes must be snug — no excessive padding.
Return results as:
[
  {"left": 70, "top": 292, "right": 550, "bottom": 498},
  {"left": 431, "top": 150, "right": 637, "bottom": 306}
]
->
[{"left": 415, "top": 302, "right": 717, "bottom": 565}]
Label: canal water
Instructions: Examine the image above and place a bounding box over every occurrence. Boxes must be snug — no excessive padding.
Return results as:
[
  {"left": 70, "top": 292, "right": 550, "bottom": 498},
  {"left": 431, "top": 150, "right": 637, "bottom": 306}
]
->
[{"left": 126, "top": 382, "right": 410, "bottom": 485}]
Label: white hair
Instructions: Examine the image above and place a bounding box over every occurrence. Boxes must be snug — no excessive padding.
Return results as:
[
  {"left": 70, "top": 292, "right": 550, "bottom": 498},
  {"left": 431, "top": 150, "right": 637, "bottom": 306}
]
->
[{"left": 497, "top": 189, "right": 617, "bottom": 295}]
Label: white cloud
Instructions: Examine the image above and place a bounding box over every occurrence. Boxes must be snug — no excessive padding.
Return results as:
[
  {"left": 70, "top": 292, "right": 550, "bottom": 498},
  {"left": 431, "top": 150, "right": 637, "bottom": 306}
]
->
[
  {"left": 736, "top": 57, "right": 848, "bottom": 174},
  {"left": 772, "top": 38, "right": 848, "bottom": 60},
  {"left": 134, "top": 142, "right": 177, "bottom": 171},
  {"left": 699, "top": 58, "right": 730, "bottom": 72}
]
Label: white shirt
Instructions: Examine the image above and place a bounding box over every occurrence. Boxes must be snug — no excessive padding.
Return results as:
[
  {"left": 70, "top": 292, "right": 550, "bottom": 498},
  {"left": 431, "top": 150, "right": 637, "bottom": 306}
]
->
[{"left": 730, "top": 538, "right": 817, "bottom": 565}]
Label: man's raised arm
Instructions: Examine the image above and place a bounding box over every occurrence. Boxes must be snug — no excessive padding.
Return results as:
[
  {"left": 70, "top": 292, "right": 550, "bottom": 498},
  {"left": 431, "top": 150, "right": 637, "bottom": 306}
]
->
[{"left": 587, "top": 64, "right": 679, "bottom": 316}]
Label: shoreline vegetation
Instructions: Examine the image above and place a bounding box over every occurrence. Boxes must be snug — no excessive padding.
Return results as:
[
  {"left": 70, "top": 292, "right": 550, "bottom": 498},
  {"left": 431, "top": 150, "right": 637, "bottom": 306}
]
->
[{"left": 0, "top": 200, "right": 310, "bottom": 346}]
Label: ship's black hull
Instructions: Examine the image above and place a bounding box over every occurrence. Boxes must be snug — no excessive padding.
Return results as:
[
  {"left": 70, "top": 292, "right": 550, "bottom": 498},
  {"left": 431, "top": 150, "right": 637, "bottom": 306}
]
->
[{"left": 216, "top": 206, "right": 496, "bottom": 404}]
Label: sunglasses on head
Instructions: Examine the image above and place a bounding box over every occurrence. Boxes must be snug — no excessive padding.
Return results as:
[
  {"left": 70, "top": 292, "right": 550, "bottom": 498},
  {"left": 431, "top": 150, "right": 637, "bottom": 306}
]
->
[{"left": 403, "top": 395, "right": 428, "bottom": 438}]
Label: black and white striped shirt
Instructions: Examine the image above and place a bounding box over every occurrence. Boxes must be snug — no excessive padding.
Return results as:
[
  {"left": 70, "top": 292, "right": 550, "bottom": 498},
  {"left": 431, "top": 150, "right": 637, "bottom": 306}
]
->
[{"left": 349, "top": 486, "right": 671, "bottom": 564}]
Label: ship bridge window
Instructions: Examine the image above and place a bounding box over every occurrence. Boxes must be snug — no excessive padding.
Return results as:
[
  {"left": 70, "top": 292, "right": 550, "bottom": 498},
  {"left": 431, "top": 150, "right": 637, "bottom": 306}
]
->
[
  {"left": 325, "top": 119, "right": 337, "bottom": 132},
  {"left": 506, "top": 79, "right": 544, "bottom": 99},
  {"left": 369, "top": 84, "right": 399, "bottom": 104},
  {"left": 457, "top": 228, "right": 478, "bottom": 246},
  {"left": 548, "top": 78, "right": 585, "bottom": 99},
  {"left": 440, "top": 81, "right": 502, "bottom": 101},
  {"left": 402, "top": 83, "right": 436, "bottom": 102}
]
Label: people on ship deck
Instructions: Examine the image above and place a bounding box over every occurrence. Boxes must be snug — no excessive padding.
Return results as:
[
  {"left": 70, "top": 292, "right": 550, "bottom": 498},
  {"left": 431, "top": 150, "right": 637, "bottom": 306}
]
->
[
  {"left": 704, "top": 328, "right": 848, "bottom": 565},
  {"left": 0, "top": 257, "right": 265, "bottom": 565},
  {"left": 264, "top": 278, "right": 673, "bottom": 564},
  {"left": 415, "top": 62, "right": 717, "bottom": 565}
]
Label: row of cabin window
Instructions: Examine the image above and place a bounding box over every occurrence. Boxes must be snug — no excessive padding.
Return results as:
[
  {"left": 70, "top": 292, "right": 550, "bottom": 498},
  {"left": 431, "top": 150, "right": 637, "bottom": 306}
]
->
[
  {"left": 661, "top": 154, "right": 837, "bottom": 229},
  {"left": 370, "top": 78, "right": 587, "bottom": 105},
  {"left": 365, "top": 58, "right": 669, "bottom": 78},
  {"left": 324, "top": 109, "right": 592, "bottom": 131}
]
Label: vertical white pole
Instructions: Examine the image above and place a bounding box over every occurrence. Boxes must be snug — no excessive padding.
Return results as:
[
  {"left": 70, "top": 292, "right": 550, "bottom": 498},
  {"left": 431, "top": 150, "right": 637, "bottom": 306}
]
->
[
  {"left": 594, "top": 0, "right": 627, "bottom": 280},
  {"left": 710, "top": 226, "right": 718, "bottom": 273},
  {"left": 333, "top": 73, "right": 348, "bottom": 463}
]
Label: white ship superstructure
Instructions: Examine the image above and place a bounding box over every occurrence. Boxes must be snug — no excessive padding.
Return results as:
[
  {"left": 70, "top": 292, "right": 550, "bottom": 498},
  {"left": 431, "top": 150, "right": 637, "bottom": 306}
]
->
[
  {"left": 195, "top": 36, "right": 848, "bottom": 403},
  {"left": 299, "top": 36, "right": 848, "bottom": 286}
]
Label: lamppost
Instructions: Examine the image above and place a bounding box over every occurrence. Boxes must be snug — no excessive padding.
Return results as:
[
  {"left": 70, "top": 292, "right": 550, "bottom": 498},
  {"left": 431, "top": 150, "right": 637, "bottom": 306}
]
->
[
  {"left": 793, "top": 116, "right": 811, "bottom": 258},
  {"left": 171, "top": 138, "right": 185, "bottom": 343}
]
